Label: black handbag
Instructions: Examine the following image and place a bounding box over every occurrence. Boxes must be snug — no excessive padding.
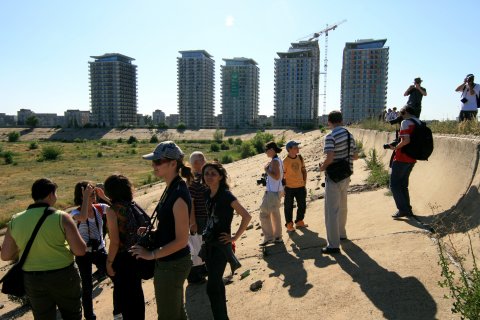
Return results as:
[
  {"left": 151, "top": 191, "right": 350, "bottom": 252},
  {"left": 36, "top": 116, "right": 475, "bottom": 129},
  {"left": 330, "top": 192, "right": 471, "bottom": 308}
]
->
[
  {"left": 0, "top": 206, "right": 54, "bottom": 297},
  {"left": 326, "top": 129, "right": 353, "bottom": 183},
  {"left": 134, "top": 203, "right": 157, "bottom": 280}
]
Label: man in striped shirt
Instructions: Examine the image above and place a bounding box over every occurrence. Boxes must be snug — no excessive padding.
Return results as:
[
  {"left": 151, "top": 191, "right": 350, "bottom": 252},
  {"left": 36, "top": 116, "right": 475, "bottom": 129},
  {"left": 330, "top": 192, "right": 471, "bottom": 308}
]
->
[{"left": 319, "top": 111, "right": 358, "bottom": 254}]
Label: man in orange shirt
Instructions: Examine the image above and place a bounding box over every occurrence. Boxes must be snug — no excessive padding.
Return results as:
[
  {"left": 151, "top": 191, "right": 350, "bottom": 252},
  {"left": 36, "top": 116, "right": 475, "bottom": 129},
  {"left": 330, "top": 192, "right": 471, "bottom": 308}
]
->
[{"left": 283, "top": 140, "right": 308, "bottom": 232}]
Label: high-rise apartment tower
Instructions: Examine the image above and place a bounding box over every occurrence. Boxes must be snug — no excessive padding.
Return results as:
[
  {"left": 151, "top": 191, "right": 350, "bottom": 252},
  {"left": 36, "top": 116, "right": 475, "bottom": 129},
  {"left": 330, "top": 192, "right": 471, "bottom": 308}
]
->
[
  {"left": 177, "top": 50, "right": 215, "bottom": 128},
  {"left": 340, "top": 39, "right": 389, "bottom": 123},
  {"left": 89, "top": 53, "right": 137, "bottom": 127},
  {"left": 274, "top": 41, "right": 320, "bottom": 128},
  {"left": 221, "top": 58, "right": 259, "bottom": 128}
]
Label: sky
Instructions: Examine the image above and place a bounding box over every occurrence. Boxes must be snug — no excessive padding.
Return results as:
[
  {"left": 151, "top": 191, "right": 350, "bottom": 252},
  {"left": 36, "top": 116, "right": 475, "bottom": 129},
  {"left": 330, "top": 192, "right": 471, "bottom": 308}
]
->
[{"left": 1, "top": 0, "right": 478, "bottom": 121}]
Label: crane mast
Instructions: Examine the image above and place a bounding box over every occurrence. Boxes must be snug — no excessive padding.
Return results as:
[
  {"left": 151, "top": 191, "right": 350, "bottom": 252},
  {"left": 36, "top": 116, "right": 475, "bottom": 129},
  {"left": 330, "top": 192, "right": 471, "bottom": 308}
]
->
[{"left": 301, "top": 20, "right": 346, "bottom": 119}]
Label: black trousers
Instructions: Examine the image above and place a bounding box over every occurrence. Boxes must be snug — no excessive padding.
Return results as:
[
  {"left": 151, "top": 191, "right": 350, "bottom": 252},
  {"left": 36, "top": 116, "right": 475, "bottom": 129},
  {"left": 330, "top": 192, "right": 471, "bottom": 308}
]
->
[
  {"left": 112, "top": 252, "right": 145, "bottom": 320},
  {"left": 284, "top": 186, "right": 307, "bottom": 224},
  {"left": 76, "top": 249, "right": 107, "bottom": 320},
  {"left": 205, "top": 244, "right": 230, "bottom": 320},
  {"left": 459, "top": 110, "right": 477, "bottom": 121}
]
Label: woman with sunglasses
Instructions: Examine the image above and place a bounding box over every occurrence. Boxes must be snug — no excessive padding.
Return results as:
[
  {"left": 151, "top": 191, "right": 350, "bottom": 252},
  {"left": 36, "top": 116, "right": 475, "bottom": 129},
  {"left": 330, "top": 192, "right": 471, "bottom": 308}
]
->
[
  {"left": 201, "top": 161, "right": 251, "bottom": 320},
  {"left": 130, "top": 141, "right": 193, "bottom": 320}
]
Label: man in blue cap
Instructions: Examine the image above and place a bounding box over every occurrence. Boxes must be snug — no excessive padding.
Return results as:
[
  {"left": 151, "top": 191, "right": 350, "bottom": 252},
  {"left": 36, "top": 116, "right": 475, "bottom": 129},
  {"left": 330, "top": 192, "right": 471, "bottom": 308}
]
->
[{"left": 283, "top": 140, "right": 308, "bottom": 232}]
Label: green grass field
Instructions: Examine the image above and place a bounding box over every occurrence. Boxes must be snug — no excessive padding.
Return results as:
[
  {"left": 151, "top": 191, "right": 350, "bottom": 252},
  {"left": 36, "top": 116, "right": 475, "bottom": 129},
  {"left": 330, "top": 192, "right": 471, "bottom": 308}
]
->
[{"left": 0, "top": 139, "right": 244, "bottom": 228}]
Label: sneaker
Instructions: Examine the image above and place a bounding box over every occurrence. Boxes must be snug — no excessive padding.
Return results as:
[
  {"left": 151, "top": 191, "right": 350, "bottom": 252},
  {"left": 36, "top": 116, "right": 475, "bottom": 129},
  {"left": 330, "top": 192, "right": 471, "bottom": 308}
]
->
[
  {"left": 274, "top": 237, "right": 283, "bottom": 243},
  {"left": 286, "top": 222, "right": 295, "bottom": 232},
  {"left": 321, "top": 247, "right": 340, "bottom": 254},
  {"left": 392, "top": 211, "right": 413, "bottom": 219},
  {"left": 259, "top": 239, "right": 273, "bottom": 246},
  {"left": 295, "top": 220, "right": 308, "bottom": 228}
]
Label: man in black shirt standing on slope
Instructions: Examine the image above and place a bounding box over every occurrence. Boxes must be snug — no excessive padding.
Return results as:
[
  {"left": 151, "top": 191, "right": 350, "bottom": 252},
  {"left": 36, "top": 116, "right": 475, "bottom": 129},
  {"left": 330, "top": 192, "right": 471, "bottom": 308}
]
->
[{"left": 404, "top": 77, "right": 427, "bottom": 118}]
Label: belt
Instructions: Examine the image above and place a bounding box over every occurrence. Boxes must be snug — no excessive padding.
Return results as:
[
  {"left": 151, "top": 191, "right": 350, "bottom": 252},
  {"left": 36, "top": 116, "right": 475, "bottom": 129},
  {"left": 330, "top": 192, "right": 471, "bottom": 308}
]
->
[{"left": 24, "top": 263, "right": 74, "bottom": 275}]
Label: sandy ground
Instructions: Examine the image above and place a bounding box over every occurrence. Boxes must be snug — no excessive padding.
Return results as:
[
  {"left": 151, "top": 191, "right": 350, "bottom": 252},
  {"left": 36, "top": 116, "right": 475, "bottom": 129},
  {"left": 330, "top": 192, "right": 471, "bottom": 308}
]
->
[{"left": 0, "top": 129, "right": 459, "bottom": 320}]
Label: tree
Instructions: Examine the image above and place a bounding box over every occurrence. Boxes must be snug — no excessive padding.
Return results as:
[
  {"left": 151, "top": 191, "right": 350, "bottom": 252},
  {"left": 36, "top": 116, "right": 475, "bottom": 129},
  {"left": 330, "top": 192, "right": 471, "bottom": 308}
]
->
[{"left": 26, "top": 116, "right": 39, "bottom": 128}]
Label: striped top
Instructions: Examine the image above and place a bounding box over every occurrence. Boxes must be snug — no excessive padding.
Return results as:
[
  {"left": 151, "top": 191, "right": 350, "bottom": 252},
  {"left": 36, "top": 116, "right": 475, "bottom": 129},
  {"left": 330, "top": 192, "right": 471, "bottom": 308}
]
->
[
  {"left": 323, "top": 126, "right": 357, "bottom": 171},
  {"left": 188, "top": 173, "right": 208, "bottom": 219},
  {"left": 71, "top": 204, "right": 107, "bottom": 251}
]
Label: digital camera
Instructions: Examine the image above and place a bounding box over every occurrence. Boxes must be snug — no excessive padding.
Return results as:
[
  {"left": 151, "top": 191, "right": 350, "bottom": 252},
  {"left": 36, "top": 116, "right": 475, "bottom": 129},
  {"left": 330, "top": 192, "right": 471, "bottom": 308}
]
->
[
  {"left": 87, "top": 239, "right": 101, "bottom": 252},
  {"left": 256, "top": 173, "right": 267, "bottom": 186}
]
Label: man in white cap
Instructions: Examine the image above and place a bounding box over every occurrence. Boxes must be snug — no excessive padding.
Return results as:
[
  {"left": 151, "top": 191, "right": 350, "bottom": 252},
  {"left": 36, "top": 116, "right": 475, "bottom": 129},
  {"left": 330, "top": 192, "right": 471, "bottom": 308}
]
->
[{"left": 283, "top": 140, "right": 308, "bottom": 232}]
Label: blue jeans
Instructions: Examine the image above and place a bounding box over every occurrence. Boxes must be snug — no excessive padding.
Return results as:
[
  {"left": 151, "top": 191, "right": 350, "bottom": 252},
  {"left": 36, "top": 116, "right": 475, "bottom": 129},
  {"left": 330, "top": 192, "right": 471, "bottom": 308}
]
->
[{"left": 390, "top": 161, "right": 415, "bottom": 214}]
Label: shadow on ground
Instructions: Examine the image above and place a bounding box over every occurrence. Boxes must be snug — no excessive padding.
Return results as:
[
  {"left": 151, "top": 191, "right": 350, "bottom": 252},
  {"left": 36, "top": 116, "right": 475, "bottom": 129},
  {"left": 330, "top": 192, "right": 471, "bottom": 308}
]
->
[{"left": 336, "top": 240, "right": 437, "bottom": 320}]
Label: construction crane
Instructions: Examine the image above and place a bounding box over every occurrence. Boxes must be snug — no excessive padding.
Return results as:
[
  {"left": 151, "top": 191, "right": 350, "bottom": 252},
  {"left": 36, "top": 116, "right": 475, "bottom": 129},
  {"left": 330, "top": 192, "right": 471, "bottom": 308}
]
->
[{"left": 299, "top": 19, "right": 346, "bottom": 118}]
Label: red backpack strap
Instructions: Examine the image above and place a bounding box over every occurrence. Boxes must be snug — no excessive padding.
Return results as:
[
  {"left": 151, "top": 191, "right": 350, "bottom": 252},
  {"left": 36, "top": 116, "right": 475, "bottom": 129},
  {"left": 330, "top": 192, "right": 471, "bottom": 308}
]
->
[{"left": 92, "top": 203, "right": 104, "bottom": 216}]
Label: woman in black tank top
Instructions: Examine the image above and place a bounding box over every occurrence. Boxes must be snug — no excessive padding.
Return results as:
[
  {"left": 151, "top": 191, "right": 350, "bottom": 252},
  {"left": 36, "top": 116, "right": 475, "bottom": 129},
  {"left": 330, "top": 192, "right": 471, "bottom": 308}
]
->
[{"left": 131, "top": 141, "right": 193, "bottom": 320}]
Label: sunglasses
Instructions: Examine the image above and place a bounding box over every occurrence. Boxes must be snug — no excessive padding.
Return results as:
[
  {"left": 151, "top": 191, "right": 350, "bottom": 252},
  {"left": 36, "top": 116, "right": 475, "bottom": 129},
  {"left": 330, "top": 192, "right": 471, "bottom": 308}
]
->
[{"left": 152, "top": 158, "right": 172, "bottom": 165}]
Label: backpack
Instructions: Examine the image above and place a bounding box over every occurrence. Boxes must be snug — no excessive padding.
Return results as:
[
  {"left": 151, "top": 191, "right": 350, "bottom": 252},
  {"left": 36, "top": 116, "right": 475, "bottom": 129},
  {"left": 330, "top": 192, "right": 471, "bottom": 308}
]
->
[
  {"left": 402, "top": 118, "right": 434, "bottom": 161},
  {"left": 122, "top": 202, "right": 152, "bottom": 251}
]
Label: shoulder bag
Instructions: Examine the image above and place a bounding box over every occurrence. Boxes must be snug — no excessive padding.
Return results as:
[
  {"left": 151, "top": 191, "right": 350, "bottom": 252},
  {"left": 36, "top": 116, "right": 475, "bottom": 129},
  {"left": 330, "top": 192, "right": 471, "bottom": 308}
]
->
[
  {"left": 0, "top": 206, "right": 54, "bottom": 297},
  {"left": 326, "top": 129, "right": 353, "bottom": 183}
]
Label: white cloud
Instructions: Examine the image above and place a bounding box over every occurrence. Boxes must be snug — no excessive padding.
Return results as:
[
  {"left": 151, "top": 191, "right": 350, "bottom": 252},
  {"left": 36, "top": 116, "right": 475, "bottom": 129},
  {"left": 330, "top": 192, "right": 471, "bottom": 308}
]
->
[{"left": 225, "top": 15, "right": 234, "bottom": 27}]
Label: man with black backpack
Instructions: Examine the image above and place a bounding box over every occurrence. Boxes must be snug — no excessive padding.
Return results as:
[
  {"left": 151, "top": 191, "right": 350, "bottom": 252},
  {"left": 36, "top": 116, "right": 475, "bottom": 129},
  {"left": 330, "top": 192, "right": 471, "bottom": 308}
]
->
[{"left": 388, "top": 106, "right": 420, "bottom": 218}]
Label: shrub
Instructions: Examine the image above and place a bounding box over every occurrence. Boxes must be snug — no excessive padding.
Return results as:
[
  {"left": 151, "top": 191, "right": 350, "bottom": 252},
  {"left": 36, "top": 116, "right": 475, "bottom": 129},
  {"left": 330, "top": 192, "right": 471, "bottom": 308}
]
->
[
  {"left": 131, "top": 149, "right": 137, "bottom": 155},
  {"left": 100, "top": 140, "right": 108, "bottom": 146},
  {"left": 74, "top": 138, "right": 86, "bottom": 143},
  {"left": 29, "top": 141, "right": 39, "bottom": 150},
  {"left": 7, "top": 131, "right": 20, "bottom": 142},
  {"left": 127, "top": 136, "right": 138, "bottom": 144},
  {"left": 220, "top": 142, "right": 229, "bottom": 150},
  {"left": 251, "top": 131, "right": 274, "bottom": 154},
  {"left": 221, "top": 154, "right": 233, "bottom": 164},
  {"left": 437, "top": 230, "right": 480, "bottom": 319},
  {"left": 176, "top": 123, "right": 186, "bottom": 132},
  {"left": 117, "top": 138, "right": 123, "bottom": 143},
  {"left": 234, "top": 138, "right": 243, "bottom": 145},
  {"left": 228, "top": 138, "right": 235, "bottom": 144},
  {"left": 240, "top": 142, "right": 256, "bottom": 159},
  {"left": 213, "top": 129, "right": 224, "bottom": 142},
  {"left": 365, "top": 149, "right": 389, "bottom": 187},
  {"left": 97, "top": 152, "right": 103, "bottom": 158},
  {"left": 150, "top": 135, "right": 159, "bottom": 143},
  {"left": 40, "top": 145, "right": 63, "bottom": 161},
  {"left": 3, "top": 151, "right": 14, "bottom": 164},
  {"left": 210, "top": 143, "right": 220, "bottom": 152}
]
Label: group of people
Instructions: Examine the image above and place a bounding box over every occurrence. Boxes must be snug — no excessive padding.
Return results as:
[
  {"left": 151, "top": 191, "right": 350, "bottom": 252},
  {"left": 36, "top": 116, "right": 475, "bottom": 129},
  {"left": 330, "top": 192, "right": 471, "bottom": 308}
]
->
[{"left": 1, "top": 141, "right": 252, "bottom": 320}]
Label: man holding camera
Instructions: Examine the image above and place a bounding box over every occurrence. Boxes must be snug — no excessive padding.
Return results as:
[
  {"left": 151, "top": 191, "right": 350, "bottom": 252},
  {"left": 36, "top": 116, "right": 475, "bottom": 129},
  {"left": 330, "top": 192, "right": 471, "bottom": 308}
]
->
[
  {"left": 319, "top": 111, "right": 358, "bottom": 254},
  {"left": 455, "top": 74, "right": 480, "bottom": 121},
  {"left": 404, "top": 77, "right": 427, "bottom": 118},
  {"left": 388, "top": 106, "right": 418, "bottom": 218}
]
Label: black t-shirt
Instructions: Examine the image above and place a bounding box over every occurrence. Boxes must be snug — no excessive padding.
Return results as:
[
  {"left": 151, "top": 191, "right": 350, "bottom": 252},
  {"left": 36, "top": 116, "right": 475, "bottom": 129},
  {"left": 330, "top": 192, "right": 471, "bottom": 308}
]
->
[
  {"left": 204, "top": 188, "right": 237, "bottom": 241},
  {"left": 407, "top": 86, "right": 426, "bottom": 108},
  {"left": 154, "top": 176, "right": 192, "bottom": 261}
]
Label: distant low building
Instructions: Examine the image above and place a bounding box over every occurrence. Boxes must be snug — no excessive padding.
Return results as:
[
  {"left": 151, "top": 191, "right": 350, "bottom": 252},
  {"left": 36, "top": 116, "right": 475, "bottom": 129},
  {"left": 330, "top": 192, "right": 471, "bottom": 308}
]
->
[
  {"left": 35, "top": 113, "right": 59, "bottom": 127},
  {"left": 258, "top": 115, "right": 274, "bottom": 127},
  {"left": 152, "top": 109, "right": 166, "bottom": 124},
  {"left": 166, "top": 114, "right": 180, "bottom": 127},
  {"left": 17, "top": 109, "right": 35, "bottom": 125},
  {"left": 0, "top": 113, "right": 16, "bottom": 127},
  {"left": 64, "top": 109, "right": 90, "bottom": 128}
]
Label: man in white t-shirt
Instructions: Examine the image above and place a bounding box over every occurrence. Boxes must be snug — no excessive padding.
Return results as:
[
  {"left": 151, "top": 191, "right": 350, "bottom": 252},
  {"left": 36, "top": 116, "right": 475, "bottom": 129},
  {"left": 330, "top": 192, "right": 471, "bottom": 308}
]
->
[{"left": 455, "top": 73, "right": 480, "bottom": 121}]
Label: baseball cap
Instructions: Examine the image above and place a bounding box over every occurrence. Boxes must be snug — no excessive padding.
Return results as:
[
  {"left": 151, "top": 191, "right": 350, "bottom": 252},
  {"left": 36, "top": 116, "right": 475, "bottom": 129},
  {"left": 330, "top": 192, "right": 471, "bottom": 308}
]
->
[
  {"left": 142, "top": 141, "right": 184, "bottom": 161},
  {"left": 286, "top": 140, "right": 301, "bottom": 150}
]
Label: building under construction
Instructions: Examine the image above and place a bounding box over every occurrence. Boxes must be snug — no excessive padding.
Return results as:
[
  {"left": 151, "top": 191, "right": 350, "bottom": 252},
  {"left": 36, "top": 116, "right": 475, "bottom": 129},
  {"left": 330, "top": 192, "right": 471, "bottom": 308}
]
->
[{"left": 274, "top": 41, "right": 320, "bottom": 128}]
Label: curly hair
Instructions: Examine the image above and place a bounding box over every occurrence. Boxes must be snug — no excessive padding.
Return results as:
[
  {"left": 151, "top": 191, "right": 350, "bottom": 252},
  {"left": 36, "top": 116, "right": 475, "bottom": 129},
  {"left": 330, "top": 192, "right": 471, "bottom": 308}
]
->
[{"left": 201, "top": 161, "right": 230, "bottom": 191}]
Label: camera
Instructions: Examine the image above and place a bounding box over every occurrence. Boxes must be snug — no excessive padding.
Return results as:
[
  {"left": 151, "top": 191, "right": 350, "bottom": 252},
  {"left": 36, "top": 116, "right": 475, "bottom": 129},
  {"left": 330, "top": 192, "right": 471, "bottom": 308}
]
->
[
  {"left": 87, "top": 239, "right": 101, "bottom": 252},
  {"left": 389, "top": 115, "right": 403, "bottom": 125},
  {"left": 256, "top": 173, "right": 267, "bottom": 186},
  {"left": 383, "top": 140, "right": 399, "bottom": 150},
  {"left": 461, "top": 97, "right": 468, "bottom": 104}
]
